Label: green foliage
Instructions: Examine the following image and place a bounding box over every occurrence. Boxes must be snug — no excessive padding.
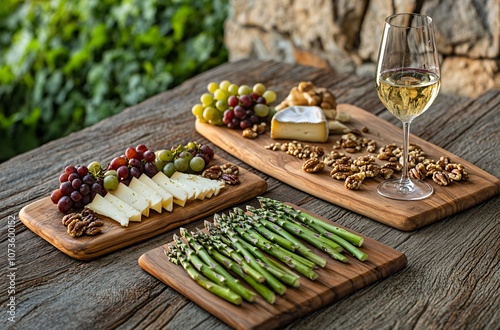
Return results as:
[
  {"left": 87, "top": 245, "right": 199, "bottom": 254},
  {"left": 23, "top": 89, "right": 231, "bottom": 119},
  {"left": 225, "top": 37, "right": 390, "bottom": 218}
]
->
[{"left": 0, "top": 0, "right": 229, "bottom": 162}]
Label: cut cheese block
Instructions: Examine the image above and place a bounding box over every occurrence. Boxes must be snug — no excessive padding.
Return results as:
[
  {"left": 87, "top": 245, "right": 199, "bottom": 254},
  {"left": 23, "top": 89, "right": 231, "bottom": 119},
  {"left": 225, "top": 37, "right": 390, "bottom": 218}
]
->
[
  {"left": 151, "top": 172, "right": 188, "bottom": 207},
  {"left": 271, "top": 105, "right": 329, "bottom": 142},
  {"left": 87, "top": 194, "right": 129, "bottom": 227},
  {"left": 128, "top": 177, "right": 163, "bottom": 214},
  {"left": 109, "top": 183, "right": 150, "bottom": 217},
  {"left": 138, "top": 174, "right": 174, "bottom": 212},
  {"left": 171, "top": 172, "right": 208, "bottom": 200},
  {"left": 104, "top": 192, "right": 142, "bottom": 222}
]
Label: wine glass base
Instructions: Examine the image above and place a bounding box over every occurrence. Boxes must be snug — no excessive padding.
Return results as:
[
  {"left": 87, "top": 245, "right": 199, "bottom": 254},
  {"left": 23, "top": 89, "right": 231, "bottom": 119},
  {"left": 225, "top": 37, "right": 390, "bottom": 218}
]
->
[{"left": 377, "top": 179, "right": 433, "bottom": 200}]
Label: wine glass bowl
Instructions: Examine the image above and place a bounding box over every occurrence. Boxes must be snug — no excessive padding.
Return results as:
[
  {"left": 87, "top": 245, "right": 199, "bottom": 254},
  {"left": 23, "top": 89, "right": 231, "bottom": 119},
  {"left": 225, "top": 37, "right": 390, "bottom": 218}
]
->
[{"left": 375, "top": 13, "right": 441, "bottom": 200}]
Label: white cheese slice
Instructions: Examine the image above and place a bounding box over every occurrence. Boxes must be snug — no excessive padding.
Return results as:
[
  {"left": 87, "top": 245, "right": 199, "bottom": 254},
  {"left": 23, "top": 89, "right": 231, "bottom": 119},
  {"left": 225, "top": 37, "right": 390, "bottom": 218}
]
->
[
  {"left": 128, "top": 177, "right": 163, "bottom": 214},
  {"left": 109, "top": 182, "right": 150, "bottom": 217},
  {"left": 170, "top": 172, "right": 225, "bottom": 198},
  {"left": 138, "top": 174, "right": 174, "bottom": 212},
  {"left": 87, "top": 194, "right": 129, "bottom": 227},
  {"left": 170, "top": 172, "right": 208, "bottom": 200},
  {"left": 271, "top": 105, "right": 329, "bottom": 142},
  {"left": 151, "top": 172, "right": 188, "bottom": 207},
  {"left": 104, "top": 192, "right": 142, "bottom": 222}
]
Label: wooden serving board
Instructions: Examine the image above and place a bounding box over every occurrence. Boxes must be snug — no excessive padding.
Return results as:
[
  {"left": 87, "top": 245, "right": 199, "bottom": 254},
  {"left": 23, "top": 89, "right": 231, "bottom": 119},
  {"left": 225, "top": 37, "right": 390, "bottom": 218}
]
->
[
  {"left": 19, "top": 157, "right": 267, "bottom": 260},
  {"left": 196, "top": 104, "right": 500, "bottom": 231},
  {"left": 138, "top": 203, "right": 407, "bottom": 330}
]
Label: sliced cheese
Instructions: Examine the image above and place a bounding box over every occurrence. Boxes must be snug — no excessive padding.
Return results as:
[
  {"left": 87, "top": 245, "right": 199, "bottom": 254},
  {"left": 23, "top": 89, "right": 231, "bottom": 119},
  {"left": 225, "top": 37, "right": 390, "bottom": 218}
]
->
[
  {"left": 170, "top": 172, "right": 225, "bottom": 198},
  {"left": 87, "top": 194, "right": 129, "bottom": 227},
  {"left": 138, "top": 174, "right": 174, "bottom": 212},
  {"left": 271, "top": 105, "right": 329, "bottom": 142},
  {"left": 170, "top": 172, "right": 208, "bottom": 200},
  {"left": 104, "top": 192, "right": 142, "bottom": 222},
  {"left": 109, "top": 182, "right": 150, "bottom": 217},
  {"left": 128, "top": 177, "right": 163, "bottom": 214},
  {"left": 151, "top": 172, "right": 188, "bottom": 207}
]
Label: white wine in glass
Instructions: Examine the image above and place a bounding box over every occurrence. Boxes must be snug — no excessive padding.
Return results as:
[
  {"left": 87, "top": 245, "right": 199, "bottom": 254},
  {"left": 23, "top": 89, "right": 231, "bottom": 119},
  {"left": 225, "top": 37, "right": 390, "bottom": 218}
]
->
[{"left": 375, "top": 13, "right": 441, "bottom": 200}]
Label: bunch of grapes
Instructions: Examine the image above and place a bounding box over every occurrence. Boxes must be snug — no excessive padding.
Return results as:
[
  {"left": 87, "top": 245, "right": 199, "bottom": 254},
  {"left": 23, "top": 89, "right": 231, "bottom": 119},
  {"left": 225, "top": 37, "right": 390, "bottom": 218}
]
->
[
  {"left": 51, "top": 165, "right": 104, "bottom": 213},
  {"left": 155, "top": 141, "right": 215, "bottom": 177},
  {"left": 192, "top": 80, "right": 277, "bottom": 130}
]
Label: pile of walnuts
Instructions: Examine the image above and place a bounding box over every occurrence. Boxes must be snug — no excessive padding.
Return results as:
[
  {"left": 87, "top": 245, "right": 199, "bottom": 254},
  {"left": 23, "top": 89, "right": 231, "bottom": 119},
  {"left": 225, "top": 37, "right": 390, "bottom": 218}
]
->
[{"left": 62, "top": 208, "right": 103, "bottom": 237}]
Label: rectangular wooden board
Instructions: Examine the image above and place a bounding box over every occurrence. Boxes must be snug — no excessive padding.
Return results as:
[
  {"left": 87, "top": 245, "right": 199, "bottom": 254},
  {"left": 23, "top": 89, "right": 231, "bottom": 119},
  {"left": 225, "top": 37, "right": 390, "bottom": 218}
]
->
[
  {"left": 195, "top": 104, "right": 500, "bottom": 231},
  {"left": 19, "top": 157, "right": 267, "bottom": 260},
  {"left": 138, "top": 203, "right": 407, "bottom": 330}
]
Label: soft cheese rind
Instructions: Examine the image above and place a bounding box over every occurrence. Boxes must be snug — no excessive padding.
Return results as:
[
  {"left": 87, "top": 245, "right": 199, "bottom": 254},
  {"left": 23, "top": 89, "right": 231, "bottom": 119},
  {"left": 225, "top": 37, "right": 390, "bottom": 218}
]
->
[{"left": 271, "top": 106, "right": 329, "bottom": 142}]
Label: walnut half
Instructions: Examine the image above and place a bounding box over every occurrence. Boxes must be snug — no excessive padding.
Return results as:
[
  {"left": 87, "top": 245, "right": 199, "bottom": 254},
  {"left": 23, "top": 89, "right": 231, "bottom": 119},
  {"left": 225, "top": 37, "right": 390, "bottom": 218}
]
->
[{"left": 302, "top": 158, "right": 325, "bottom": 173}]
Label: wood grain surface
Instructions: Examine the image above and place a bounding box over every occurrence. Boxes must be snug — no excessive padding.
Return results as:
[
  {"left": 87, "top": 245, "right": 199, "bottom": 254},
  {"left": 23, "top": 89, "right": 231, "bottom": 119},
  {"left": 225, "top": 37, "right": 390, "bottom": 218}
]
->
[
  {"left": 138, "top": 203, "right": 407, "bottom": 330},
  {"left": 18, "top": 157, "right": 267, "bottom": 260},
  {"left": 1, "top": 60, "right": 498, "bottom": 330},
  {"left": 196, "top": 104, "right": 499, "bottom": 231}
]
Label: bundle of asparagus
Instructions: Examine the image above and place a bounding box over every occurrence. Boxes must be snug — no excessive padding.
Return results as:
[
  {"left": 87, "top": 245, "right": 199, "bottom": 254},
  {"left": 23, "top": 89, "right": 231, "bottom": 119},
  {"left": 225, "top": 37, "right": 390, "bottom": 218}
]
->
[{"left": 164, "top": 197, "right": 367, "bottom": 305}]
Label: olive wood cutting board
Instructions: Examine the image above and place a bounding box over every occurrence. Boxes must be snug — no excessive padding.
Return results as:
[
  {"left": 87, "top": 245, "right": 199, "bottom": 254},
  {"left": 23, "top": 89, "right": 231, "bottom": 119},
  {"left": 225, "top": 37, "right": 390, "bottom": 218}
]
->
[
  {"left": 195, "top": 103, "right": 500, "bottom": 231},
  {"left": 138, "top": 203, "right": 407, "bottom": 330},
  {"left": 19, "top": 157, "right": 267, "bottom": 260}
]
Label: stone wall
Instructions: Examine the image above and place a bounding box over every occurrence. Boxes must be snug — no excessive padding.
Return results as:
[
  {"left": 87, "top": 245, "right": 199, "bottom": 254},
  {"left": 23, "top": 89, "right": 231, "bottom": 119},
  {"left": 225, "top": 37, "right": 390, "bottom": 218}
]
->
[{"left": 224, "top": 0, "right": 500, "bottom": 97}]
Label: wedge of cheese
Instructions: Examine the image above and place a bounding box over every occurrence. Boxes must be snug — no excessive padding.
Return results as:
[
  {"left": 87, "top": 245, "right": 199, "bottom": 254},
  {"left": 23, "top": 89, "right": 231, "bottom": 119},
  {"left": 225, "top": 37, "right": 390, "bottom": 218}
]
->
[
  {"left": 170, "top": 172, "right": 225, "bottom": 198},
  {"left": 151, "top": 172, "right": 188, "bottom": 207},
  {"left": 104, "top": 192, "right": 142, "bottom": 222},
  {"left": 138, "top": 174, "right": 174, "bottom": 212},
  {"left": 109, "top": 182, "right": 150, "bottom": 217},
  {"left": 170, "top": 172, "right": 208, "bottom": 200},
  {"left": 271, "top": 106, "right": 329, "bottom": 142},
  {"left": 128, "top": 177, "right": 163, "bottom": 214},
  {"left": 87, "top": 194, "right": 129, "bottom": 227}
]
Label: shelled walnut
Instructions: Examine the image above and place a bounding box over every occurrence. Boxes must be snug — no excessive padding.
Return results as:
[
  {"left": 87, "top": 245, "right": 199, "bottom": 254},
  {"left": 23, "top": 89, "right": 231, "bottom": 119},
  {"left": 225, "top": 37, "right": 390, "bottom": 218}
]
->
[
  {"left": 264, "top": 141, "right": 324, "bottom": 160},
  {"left": 302, "top": 158, "right": 325, "bottom": 173},
  {"left": 242, "top": 122, "right": 267, "bottom": 139},
  {"left": 345, "top": 173, "right": 366, "bottom": 190},
  {"left": 202, "top": 163, "right": 241, "bottom": 185},
  {"left": 61, "top": 208, "right": 103, "bottom": 237}
]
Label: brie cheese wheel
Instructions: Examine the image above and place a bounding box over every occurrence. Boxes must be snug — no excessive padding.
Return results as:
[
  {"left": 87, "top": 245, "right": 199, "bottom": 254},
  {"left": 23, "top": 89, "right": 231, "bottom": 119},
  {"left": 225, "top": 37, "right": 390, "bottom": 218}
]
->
[{"left": 271, "top": 106, "right": 329, "bottom": 142}]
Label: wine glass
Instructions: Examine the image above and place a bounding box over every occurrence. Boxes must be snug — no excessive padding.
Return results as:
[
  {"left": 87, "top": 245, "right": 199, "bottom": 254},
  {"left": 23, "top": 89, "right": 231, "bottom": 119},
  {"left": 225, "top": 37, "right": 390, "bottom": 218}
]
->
[{"left": 375, "top": 13, "right": 441, "bottom": 200}]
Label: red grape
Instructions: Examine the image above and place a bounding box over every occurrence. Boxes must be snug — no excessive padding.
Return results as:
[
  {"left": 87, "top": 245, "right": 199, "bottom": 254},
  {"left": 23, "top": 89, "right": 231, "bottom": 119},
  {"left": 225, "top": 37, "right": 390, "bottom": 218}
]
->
[
  {"left": 234, "top": 105, "right": 246, "bottom": 119},
  {"left": 130, "top": 167, "right": 141, "bottom": 178},
  {"left": 239, "top": 95, "right": 253, "bottom": 108},
  {"left": 228, "top": 118, "right": 240, "bottom": 129},
  {"left": 135, "top": 150, "right": 144, "bottom": 161},
  {"left": 57, "top": 196, "right": 73, "bottom": 213},
  {"left": 200, "top": 145, "right": 214, "bottom": 160},
  {"left": 68, "top": 172, "right": 79, "bottom": 182},
  {"left": 51, "top": 189, "right": 64, "bottom": 204},
  {"left": 222, "top": 109, "right": 234, "bottom": 124},
  {"left": 228, "top": 95, "right": 239, "bottom": 107},
  {"left": 92, "top": 183, "right": 103, "bottom": 195},
  {"left": 65, "top": 166, "right": 77, "bottom": 175},
  {"left": 256, "top": 96, "right": 267, "bottom": 104},
  {"left": 240, "top": 119, "right": 252, "bottom": 129},
  {"left": 136, "top": 144, "right": 148, "bottom": 153},
  {"left": 250, "top": 115, "right": 260, "bottom": 124},
  {"left": 250, "top": 92, "right": 260, "bottom": 101},
  {"left": 77, "top": 165, "right": 88, "bottom": 177},
  {"left": 125, "top": 147, "right": 137, "bottom": 159},
  {"left": 109, "top": 156, "right": 127, "bottom": 170},
  {"left": 70, "top": 190, "right": 83, "bottom": 202},
  {"left": 144, "top": 162, "right": 159, "bottom": 177},
  {"left": 144, "top": 150, "right": 156, "bottom": 163},
  {"left": 82, "top": 194, "right": 91, "bottom": 205},
  {"left": 82, "top": 174, "right": 95, "bottom": 185},
  {"left": 59, "top": 172, "right": 69, "bottom": 183},
  {"left": 80, "top": 183, "right": 90, "bottom": 195},
  {"left": 72, "top": 178, "right": 82, "bottom": 189},
  {"left": 60, "top": 181, "right": 74, "bottom": 195},
  {"left": 117, "top": 165, "right": 130, "bottom": 180}
]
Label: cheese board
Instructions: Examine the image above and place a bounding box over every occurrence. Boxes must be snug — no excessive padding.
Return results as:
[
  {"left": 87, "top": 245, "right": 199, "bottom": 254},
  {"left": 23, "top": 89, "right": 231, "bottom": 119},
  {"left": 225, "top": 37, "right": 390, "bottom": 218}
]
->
[
  {"left": 19, "top": 157, "right": 267, "bottom": 260},
  {"left": 138, "top": 203, "right": 408, "bottom": 330},
  {"left": 196, "top": 103, "right": 500, "bottom": 231}
]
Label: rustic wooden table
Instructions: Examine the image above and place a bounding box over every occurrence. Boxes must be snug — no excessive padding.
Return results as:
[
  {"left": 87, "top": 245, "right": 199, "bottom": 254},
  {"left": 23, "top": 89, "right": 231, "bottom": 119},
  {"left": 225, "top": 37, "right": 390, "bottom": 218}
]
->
[{"left": 1, "top": 60, "right": 498, "bottom": 329}]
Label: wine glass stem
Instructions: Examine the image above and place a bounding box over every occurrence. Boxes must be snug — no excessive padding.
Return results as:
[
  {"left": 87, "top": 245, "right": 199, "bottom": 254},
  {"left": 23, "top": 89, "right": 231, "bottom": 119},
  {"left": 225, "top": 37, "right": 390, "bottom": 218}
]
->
[{"left": 400, "top": 121, "right": 411, "bottom": 185}]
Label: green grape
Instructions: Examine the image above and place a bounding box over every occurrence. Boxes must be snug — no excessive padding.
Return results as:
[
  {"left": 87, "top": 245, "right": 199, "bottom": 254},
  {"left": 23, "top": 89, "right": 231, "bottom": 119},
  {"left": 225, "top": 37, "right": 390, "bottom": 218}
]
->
[
  {"left": 209, "top": 117, "right": 223, "bottom": 126},
  {"left": 228, "top": 83, "right": 239, "bottom": 95},
  {"left": 104, "top": 170, "right": 117, "bottom": 177},
  {"left": 155, "top": 159, "right": 166, "bottom": 171},
  {"left": 254, "top": 103, "right": 270, "bottom": 117},
  {"left": 103, "top": 175, "right": 119, "bottom": 191},
  {"left": 214, "top": 88, "right": 228, "bottom": 101},
  {"left": 200, "top": 93, "right": 214, "bottom": 106},
  {"left": 207, "top": 82, "right": 219, "bottom": 94},
  {"left": 162, "top": 162, "right": 176, "bottom": 177},
  {"left": 263, "top": 90, "right": 277, "bottom": 104},
  {"left": 179, "top": 151, "right": 194, "bottom": 162},
  {"left": 219, "top": 80, "right": 231, "bottom": 90},
  {"left": 253, "top": 83, "right": 266, "bottom": 95},
  {"left": 189, "top": 156, "right": 206, "bottom": 172},
  {"left": 202, "top": 106, "right": 218, "bottom": 121},
  {"left": 158, "top": 149, "right": 174, "bottom": 162},
  {"left": 174, "top": 158, "right": 189, "bottom": 172},
  {"left": 215, "top": 99, "right": 228, "bottom": 111},
  {"left": 191, "top": 104, "right": 204, "bottom": 118},
  {"left": 185, "top": 141, "right": 198, "bottom": 151},
  {"left": 88, "top": 161, "right": 101, "bottom": 176},
  {"left": 238, "top": 85, "right": 252, "bottom": 96},
  {"left": 268, "top": 107, "right": 277, "bottom": 118}
]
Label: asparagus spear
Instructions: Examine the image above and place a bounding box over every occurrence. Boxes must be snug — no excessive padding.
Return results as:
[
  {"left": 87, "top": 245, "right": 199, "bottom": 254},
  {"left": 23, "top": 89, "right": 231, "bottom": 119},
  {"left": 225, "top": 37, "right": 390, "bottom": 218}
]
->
[
  {"left": 191, "top": 229, "right": 276, "bottom": 304},
  {"left": 207, "top": 220, "right": 288, "bottom": 295},
  {"left": 246, "top": 206, "right": 327, "bottom": 268},
  {"left": 164, "top": 244, "right": 242, "bottom": 305},
  {"left": 258, "top": 197, "right": 364, "bottom": 247},
  {"left": 180, "top": 228, "right": 257, "bottom": 302}
]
